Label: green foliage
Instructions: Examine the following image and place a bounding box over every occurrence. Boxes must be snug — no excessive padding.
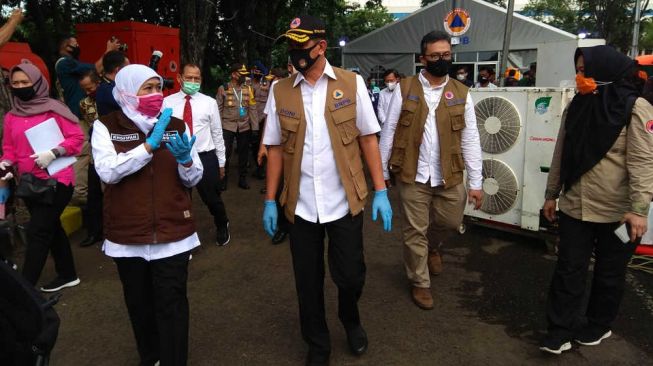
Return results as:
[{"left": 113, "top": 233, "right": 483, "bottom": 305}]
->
[{"left": 421, "top": 0, "right": 506, "bottom": 7}]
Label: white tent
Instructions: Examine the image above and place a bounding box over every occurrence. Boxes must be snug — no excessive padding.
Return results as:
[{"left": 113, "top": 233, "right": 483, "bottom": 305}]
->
[{"left": 342, "top": 0, "right": 577, "bottom": 80}]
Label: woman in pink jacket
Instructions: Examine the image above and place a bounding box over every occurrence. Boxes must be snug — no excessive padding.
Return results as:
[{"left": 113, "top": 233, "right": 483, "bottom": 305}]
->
[{"left": 0, "top": 62, "right": 84, "bottom": 291}]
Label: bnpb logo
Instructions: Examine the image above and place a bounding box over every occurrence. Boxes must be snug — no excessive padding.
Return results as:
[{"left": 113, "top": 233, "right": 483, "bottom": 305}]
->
[{"left": 444, "top": 8, "right": 471, "bottom": 36}]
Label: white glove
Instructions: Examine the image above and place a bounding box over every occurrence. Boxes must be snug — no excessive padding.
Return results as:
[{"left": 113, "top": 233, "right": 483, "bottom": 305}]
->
[
  {"left": 0, "top": 161, "right": 13, "bottom": 181},
  {"left": 30, "top": 150, "right": 57, "bottom": 169}
]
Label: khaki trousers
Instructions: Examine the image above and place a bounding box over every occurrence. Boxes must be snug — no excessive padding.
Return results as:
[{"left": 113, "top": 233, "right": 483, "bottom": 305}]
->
[
  {"left": 71, "top": 140, "right": 90, "bottom": 206},
  {"left": 398, "top": 180, "right": 466, "bottom": 288}
]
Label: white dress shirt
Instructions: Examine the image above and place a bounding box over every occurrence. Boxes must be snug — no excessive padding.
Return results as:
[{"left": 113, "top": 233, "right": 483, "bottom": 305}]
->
[
  {"left": 379, "top": 72, "right": 483, "bottom": 190},
  {"left": 91, "top": 121, "right": 204, "bottom": 261},
  {"left": 474, "top": 82, "right": 498, "bottom": 89},
  {"left": 376, "top": 86, "right": 396, "bottom": 126},
  {"left": 163, "top": 91, "right": 226, "bottom": 167},
  {"left": 263, "top": 61, "right": 381, "bottom": 224}
]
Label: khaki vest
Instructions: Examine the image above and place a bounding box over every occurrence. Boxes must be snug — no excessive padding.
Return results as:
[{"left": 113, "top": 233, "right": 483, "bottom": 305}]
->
[
  {"left": 389, "top": 76, "right": 469, "bottom": 188},
  {"left": 274, "top": 67, "right": 368, "bottom": 223}
]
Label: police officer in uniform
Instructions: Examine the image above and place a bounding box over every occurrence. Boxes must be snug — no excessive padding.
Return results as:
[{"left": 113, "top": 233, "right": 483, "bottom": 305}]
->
[
  {"left": 262, "top": 15, "right": 393, "bottom": 366},
  {"left": 73, "top": 69, "right": 100, "bottom": 208},
  {"left": 217, "top": 64, "right": 258, "bottom": 190},
  {"left": 251, "top": 69, "right": 273, "bottom": 180}
]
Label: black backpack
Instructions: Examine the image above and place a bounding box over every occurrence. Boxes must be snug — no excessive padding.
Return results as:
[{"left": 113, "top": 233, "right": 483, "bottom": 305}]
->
[{"left": 0, "top": 260, "right": 60, "bottom": 366}]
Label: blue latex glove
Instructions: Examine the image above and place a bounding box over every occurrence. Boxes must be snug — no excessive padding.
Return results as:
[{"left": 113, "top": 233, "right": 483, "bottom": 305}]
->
[
  {"left": 145, "top": 108, "right": 173, "bottom": 150},
  {"left": 262, "top": 200, "right": 278, "bottom": 237},
  {"left": 372, "top": 189, "right": 393, "bottom": 232},
  {"left": 0, "top": 186, "right": 9, "bottom": 204},
  {"left": 165, "top": 132, "right": 196, "bottom": 164}
]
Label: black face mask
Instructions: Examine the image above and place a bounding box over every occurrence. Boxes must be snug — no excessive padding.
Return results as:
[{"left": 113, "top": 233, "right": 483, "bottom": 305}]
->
[
  {"left": 289, "top": 43, "right": 320, "bottom": 75},
  {"left": 11, "top": 86, "right": 36, "bottom": 101},
  {"left": 69, "top": 46, "right": 81, "bottom": 59},
  {"left": 425, "top": 59, "right": 451, "bottom": 77},
  {"left": 478, "top": 75, "right": 489, "bottom": 84}
]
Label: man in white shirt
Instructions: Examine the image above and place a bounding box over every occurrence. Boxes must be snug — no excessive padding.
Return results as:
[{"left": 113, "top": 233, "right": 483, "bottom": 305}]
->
[
  {"left": 163, "top": 63, "right": 230, "bottom": 245},
  {"left": 474, "top": 66, "right": 498, "bottom": 88},
  {"left": 379, "top": 30, "right": 483, "bottom": 310},
  {"left": 376, "top": 69, "right": 400, "bottom": 127},
  {"left": 262, "top": 15, "right": 393, "bottom": 366}
]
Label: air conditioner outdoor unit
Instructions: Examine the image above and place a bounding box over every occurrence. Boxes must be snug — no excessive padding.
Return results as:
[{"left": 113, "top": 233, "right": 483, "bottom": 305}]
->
[{"left": 464, "top": 87, "right": 575, "bottom": 233}]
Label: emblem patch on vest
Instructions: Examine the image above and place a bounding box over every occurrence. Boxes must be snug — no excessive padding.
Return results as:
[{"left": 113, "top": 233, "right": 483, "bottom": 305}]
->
[
  {"left": 334, "top": 98, "right": 352, "bottom": 110},
  {"left": 110, "top": 133, "right": 139, "bottom": 142},
  {"left": 407, "top": 95, "right": 420, "bottom": 102},
  {"left": 279, "top": 108, "right": 297, "bottom": 118},
  {"left": 444, "top": 91, "right": 454, "bottom": 100},
  {"left": 646, "top": 120, "right": 653, "bottom": 134},
  {"left": 445, "top": 98, "right": 466, "bottom": 107},
  {"left": 333, "top": 89, "right": 344, "bottom": 99},
  {"left": 161, "top": 131, "right": 178, "bottom": 142}
]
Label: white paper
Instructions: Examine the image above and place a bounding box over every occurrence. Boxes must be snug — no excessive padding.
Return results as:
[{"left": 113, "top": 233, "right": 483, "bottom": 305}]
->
[
  {"left": 24, "top": 118, "right": 76, "bottom": 175},
  {"left": 641, "top": 203, "right": 653, "bottom": 245},
  {"left": 614, "top": 223, "right": 630, "bottom": 244}
]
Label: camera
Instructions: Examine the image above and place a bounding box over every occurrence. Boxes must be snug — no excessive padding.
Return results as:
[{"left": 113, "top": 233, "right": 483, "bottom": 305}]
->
[{"left": 148, "top": 50, "right": 174, "bottom": 90}]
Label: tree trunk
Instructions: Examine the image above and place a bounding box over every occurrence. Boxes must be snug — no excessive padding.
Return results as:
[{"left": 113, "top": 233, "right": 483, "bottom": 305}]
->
[{"left": 179, "top": 0, "right": 215, "bottom": 69}]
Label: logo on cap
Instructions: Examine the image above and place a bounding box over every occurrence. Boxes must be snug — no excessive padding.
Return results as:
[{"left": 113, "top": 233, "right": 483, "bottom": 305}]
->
[
  {"left": 290, "top": 18, "right": 301, "bottom": 29},
  {"left": 333, "top": 90, "right": 344, "bottom": 99}
]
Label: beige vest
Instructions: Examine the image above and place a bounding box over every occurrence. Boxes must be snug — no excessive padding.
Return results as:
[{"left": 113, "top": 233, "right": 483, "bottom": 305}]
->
[
  {"left": 389, "top": 76, "right": 469, "bottom": 188},
  {"left": 273, "top": 67, "right": 368, "bottom": 223}
]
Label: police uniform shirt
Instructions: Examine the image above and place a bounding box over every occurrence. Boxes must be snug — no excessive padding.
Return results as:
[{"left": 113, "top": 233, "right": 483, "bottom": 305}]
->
[
  {"left": 263, "top": 61, "right": 380, "bottom": 224},
  {"left": 163, "top": 91, "right": 227, "bottom": 167},
  {"left": 379, "top": 72, "right": 483, "bottom": 189}
]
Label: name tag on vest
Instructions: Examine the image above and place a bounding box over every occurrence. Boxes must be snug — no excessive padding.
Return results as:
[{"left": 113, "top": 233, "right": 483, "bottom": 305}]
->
[
  {"left": 445, "top": 98, "right": 466, "bottom": 107},
  {"left": 334, "top": 98, "right": 352, "bottom": 110},
  {"left": 407, "top": 95, "right": 420, "bottom": 102},
  {"left": 110, "top": 133, "right": 139, "bottom": 142},
  {"left": 279, "top": 108, "right": 298, "bottom": 119}
]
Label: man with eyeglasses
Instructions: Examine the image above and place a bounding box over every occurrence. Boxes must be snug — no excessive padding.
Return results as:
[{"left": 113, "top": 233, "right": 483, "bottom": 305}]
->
[
  {"left": 163, "top": 63, "right": 231, "bottom": 246},
  {"left": 379, "top": 30, "right": 483, "bottom": 310}
]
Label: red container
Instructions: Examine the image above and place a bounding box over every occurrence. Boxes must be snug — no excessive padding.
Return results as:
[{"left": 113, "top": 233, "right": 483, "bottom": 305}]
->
[
  {"left": 0, "top": 42, "right": 51, "bottom": 85},
  {"left": 75, "top": 21, "right": 180, "bottom": 94}
]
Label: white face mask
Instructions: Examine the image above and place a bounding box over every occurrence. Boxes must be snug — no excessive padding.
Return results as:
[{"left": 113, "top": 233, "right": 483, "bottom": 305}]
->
[
  {"left": 386, "top": 81, "right": 397, "bottom": 91},
  {"left": 456, "top": 73, "right": 467, "bottom": 81}
]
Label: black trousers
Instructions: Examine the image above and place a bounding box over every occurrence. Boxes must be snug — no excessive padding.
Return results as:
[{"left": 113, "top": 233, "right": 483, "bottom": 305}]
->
[
  {"left": 546, "top": 212, "right": 637, "bottom": 338},
  {"left": 223, "top": 129, "right": 251, "bottom": 179},
  {"left": 289, "top": 214, "right": 366, "bottom": 358},
  {"left": 196, "top": 151, "right": 228, "bottom": 228},
  {"left": 22, "top": 183, "right": 76, "bottom": 285},
  {"left": 114, "top": 251, "right": 191, "bottom": 366},
  {"left": 86, "top": 162, "right": 103, "bottom": 237}
]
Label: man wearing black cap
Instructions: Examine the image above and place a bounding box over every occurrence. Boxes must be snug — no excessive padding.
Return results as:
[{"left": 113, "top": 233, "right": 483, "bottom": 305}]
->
[
  {"left": 217, "top": 64, "right": 258, "bottom": 190},
  {"left": 262, "top": 15, "right": 393, "bottom": 366}
]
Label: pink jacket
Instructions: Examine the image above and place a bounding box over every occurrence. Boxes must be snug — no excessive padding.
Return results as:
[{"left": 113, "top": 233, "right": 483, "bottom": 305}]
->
[{"left": 2, "top": 111, "right": 84, "bottom": 186}]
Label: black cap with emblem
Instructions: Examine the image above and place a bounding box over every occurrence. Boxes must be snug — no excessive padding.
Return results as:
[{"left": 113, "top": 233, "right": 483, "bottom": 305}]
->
[{"left": 278, "top": 15, "right": 327, "bottom": 44}]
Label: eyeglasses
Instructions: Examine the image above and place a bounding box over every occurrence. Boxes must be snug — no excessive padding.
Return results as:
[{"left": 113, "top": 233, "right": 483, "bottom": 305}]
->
[{"left": 423, "top": 52, "right": 452, "bottom": 61}]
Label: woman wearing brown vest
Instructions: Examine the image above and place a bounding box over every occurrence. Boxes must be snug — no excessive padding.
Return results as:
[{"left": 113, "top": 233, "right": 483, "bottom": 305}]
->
[{"left": 91, "top": 64, "right": 203, "bottom": 366}]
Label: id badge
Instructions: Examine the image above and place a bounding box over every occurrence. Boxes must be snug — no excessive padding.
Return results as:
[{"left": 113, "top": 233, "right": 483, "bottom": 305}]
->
[{"left": 239, "top": 106, "right": 246, "bottom": 117}]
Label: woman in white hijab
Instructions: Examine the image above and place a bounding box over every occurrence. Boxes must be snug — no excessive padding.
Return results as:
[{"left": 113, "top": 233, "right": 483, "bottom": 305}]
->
[{"left": 91, "top": 64, "right": 203, "bottom": 366}]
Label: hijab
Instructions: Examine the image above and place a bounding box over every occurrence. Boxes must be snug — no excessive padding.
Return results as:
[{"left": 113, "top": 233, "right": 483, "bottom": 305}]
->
[
  {"left": 8, "top": 62, "right": 79, "bottom": 123},
  {"left": 112, "top": 64, "right": 163, "bottom": 134},
  {"left": 560, "top": 46, "right": 639, "bottom": 191}
]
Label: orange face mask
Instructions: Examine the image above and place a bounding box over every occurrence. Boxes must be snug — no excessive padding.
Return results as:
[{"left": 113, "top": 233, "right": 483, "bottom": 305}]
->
[{"left": 576, "top": 74, "right": 597, "bottom": 95}]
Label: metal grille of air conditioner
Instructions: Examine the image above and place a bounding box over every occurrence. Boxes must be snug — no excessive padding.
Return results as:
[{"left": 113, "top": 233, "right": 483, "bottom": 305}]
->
[
  {"left": 475, "top": 96, "right": 521, "bottom": 154},
  {"left": 480, "top": 159, "right": 519, "bottom": 215}
]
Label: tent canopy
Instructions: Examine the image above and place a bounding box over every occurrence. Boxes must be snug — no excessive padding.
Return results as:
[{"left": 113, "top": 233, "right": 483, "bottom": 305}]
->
[{"left": 343, "top": 0, "right": 576, "bottom": 55}]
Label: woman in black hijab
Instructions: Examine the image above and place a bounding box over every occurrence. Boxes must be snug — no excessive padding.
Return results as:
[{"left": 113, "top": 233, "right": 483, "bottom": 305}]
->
[{"left": 540, "top": 45, "right": 653, "bottom": 355}]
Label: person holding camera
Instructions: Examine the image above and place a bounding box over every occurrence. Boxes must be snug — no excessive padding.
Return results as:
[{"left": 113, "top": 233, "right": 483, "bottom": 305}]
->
[{"left": 0, "top": 62, "right": 84, "bottom": 291}]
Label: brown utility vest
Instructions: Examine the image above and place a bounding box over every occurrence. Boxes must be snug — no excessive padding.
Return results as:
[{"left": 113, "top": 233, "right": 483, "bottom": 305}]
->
[
  {"left": 389, "top": 76, "right": 469, "bottom": 188},
  {"left": 99, "top": 110, "right": 196, "bottom": 244},
  {"left": 274, "top": 67, "right": 368, "bottom": 223}
]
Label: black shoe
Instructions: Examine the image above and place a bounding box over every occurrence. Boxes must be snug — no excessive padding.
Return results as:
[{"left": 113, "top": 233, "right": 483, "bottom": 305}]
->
[
  {"left": 539, "top": 333, "right": 572, "bottom": 355},
  {"left": 271, "top": 230, "right": 287, "bottom": 245},
  {"left": 305, "top": 350, "right": 329, "bottom": 366},
  {"left": 80, "top": 234, "right": 102, "bottom": 247},
  {"left": 216, "top": 222, "right": 231, "bottom": 246},
  {"left": 575, "top": 326, "right": 612, "bottom": 346},
  {"left": 238, "top": 177, "right": 250, "bottom": 190},
  {"left": 346, "top": 325, "right": 368, "bottom": 356},
  {"left": 40, "top": 277, "right": 80, "bottom": 293}
]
